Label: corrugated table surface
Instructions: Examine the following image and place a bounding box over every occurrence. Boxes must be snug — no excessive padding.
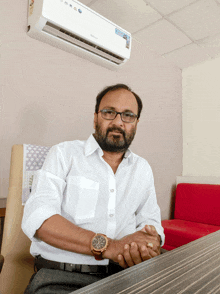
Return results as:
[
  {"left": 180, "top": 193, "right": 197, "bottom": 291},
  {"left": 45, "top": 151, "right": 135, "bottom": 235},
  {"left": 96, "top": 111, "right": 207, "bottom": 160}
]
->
[{"left": 72, "top": 230, "right": 220, "bottom": 294}]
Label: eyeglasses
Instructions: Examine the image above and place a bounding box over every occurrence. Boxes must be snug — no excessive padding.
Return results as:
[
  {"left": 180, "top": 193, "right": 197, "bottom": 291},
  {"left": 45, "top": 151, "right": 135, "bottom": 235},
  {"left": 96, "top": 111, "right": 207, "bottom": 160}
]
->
[{"left": 99, "top": 109, "right": 138, "bottom": 123}]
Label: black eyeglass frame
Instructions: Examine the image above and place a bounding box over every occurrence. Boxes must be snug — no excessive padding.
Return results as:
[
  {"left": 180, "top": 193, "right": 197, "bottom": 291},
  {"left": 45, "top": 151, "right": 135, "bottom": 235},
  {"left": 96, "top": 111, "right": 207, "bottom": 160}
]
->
[{"left": 98, "top": 109, "right": 138, "bottom": 123}]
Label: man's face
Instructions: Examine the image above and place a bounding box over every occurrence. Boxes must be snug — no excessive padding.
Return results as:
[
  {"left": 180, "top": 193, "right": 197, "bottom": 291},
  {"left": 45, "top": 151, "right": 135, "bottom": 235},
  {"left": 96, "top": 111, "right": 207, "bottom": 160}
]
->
[{"left": 94, "top": 89, "right": 139, "bottom": 153}]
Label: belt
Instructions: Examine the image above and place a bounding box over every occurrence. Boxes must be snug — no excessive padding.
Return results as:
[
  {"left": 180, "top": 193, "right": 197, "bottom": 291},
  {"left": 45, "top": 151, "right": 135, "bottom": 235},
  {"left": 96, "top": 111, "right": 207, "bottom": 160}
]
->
[{"left": 35, "top": 256, "right": 114, "bottom": 275}]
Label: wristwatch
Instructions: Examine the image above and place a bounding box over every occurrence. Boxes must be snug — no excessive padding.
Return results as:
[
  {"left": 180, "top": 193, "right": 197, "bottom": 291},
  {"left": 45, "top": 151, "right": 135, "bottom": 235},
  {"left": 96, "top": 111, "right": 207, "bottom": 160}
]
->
[{"left": 91, "top": 233, "right": 109, "bottom": 260}]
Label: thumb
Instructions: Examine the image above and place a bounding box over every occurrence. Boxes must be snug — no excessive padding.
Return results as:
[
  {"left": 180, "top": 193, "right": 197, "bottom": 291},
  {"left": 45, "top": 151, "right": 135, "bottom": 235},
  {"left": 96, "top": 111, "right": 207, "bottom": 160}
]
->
[{"left": 141, "top": 225, "right": 156, "bottom": 235}]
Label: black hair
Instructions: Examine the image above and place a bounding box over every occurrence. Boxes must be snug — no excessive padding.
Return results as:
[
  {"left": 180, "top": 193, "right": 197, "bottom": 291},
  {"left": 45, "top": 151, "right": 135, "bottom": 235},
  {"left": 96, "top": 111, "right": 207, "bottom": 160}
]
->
[{"left": 95, "top": 84, "right": 143, "bottom": 119}]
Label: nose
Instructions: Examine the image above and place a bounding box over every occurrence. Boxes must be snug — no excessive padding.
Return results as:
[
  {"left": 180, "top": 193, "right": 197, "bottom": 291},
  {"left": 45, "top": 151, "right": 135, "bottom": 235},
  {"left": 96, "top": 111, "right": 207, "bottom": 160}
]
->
[{"left": 112, "top": 112, "right": 124, "bottom": 126}]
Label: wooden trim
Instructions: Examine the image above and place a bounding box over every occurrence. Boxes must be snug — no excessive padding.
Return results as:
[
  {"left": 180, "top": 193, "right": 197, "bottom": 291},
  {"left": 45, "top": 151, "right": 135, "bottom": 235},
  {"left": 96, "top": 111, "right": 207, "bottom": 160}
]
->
[{"left": 0, "top": 208, "right": 6, "bottom": 218}]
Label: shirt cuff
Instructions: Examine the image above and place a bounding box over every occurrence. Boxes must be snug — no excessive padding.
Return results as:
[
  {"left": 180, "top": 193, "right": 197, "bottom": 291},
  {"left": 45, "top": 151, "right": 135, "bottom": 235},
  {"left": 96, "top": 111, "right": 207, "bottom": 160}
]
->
[{"left": 22, "top": 205, "right": 61, "bottom": 242}]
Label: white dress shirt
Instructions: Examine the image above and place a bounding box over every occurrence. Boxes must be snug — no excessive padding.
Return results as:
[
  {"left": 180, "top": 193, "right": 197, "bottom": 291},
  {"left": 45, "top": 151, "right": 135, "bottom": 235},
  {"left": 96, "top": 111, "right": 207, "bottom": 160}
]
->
[{"left": 22, "top": 134, "right": 165, "bottom": 265}]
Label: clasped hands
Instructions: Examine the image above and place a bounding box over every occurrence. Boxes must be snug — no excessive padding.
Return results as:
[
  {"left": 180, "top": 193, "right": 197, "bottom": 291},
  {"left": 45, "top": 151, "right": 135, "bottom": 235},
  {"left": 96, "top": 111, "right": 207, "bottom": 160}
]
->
[{"left": 104, "top": 225, "right": 161, "bottom": 269}]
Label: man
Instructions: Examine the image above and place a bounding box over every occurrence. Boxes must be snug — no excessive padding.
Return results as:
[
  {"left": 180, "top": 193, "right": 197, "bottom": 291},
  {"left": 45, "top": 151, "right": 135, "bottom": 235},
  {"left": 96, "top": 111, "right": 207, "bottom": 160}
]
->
[{"left": 22, "top": 84, "right": 165, "bottom": 293}]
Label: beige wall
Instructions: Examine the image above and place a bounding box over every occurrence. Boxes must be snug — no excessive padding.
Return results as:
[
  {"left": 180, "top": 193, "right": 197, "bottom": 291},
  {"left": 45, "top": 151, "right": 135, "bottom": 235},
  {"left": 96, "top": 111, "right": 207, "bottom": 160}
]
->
[
  {"left": 0, "top": 0, "right": 182, "bottom": 219},
  {"left": 182, "top": 56, "right": 220, "bottom": 177}
]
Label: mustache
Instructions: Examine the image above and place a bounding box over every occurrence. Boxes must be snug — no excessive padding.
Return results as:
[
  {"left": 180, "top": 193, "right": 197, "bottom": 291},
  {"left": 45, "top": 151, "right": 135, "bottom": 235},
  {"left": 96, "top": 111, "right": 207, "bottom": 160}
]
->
[{"left": 106, "top": 127, "right": 125, "bottom": 138}]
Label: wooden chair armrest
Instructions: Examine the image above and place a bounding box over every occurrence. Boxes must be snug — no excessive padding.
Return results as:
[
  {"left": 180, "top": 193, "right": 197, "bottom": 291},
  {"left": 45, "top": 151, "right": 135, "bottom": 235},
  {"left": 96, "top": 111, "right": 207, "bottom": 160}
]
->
[{"left": 0, "top": 254, "right": 4, "bottom": 272}]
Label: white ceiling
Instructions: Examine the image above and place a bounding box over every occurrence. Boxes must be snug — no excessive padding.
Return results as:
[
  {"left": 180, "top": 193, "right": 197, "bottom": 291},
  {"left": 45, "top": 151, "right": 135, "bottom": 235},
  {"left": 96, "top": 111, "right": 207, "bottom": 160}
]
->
[{"left": 80, "top": 0, "right": 220, "bottom": 69}]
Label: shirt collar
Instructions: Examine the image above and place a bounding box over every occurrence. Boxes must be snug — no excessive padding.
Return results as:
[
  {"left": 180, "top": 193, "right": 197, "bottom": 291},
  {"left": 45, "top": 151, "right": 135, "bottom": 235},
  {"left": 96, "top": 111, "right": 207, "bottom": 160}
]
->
[
  {"left": 84, "top": 134, "right": 103, "bottom": 157},
  {"left": 123, "top": 148, "right": 134, "bottom": 164},
  {"left": 84, "top": 134, "right": 134, "bottom": 164}
]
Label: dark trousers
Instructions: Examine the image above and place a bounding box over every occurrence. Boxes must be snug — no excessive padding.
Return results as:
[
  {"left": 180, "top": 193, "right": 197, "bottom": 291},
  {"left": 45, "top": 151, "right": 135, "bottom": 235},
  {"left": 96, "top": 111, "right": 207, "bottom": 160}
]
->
[
  {"left": 24, "top": 251, "right": 167, "bottom": 293},
  {"left": 24, "top": 268, "right": 106, "bottom": 294},
  {"left": 24, "top": 259, "right": 123, "bottom": 294}
]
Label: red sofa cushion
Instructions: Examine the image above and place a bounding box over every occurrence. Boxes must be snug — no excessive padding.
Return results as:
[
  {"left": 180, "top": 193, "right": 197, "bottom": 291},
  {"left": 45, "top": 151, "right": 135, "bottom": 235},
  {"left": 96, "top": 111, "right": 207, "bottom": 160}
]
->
[
  {"left": 162, "top": 219, "right": 220, "bottom": 249},
  {"left": 174, "top": 183, "right": 220, "bottom": 226}
]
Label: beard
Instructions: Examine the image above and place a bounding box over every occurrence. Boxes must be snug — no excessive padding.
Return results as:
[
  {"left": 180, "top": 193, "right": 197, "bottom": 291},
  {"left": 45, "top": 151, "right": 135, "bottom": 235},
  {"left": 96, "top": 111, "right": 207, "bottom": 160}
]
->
[{"left": 94, "top": 123, "right": 136, "bottom": 153}]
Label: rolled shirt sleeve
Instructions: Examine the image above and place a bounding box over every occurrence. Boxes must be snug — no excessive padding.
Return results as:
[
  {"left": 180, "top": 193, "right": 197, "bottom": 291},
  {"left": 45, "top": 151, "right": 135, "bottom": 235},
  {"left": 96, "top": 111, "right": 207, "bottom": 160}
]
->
[{"left": 22, "top": 146, "right": 67, "bottom": 242}]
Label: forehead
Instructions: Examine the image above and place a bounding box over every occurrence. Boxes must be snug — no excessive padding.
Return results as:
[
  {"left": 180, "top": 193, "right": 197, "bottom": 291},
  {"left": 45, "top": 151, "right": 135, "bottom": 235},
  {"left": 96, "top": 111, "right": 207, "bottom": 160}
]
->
[{"left": 99, "top": 89, "right": 138, "bottom": 113}]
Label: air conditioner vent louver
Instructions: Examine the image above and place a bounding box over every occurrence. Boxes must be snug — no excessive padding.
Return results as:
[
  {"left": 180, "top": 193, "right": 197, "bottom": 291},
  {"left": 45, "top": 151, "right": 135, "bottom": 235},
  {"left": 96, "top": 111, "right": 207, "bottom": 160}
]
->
[{"left": 43, "top": 22, "right": 124, "bottom": 65}]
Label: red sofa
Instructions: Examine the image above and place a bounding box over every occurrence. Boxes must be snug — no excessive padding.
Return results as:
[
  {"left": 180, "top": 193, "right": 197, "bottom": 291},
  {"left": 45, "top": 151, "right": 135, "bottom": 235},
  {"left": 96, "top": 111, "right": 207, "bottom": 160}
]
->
[{"left": 162, "top": 183, "right": 220, "bottom": 250}]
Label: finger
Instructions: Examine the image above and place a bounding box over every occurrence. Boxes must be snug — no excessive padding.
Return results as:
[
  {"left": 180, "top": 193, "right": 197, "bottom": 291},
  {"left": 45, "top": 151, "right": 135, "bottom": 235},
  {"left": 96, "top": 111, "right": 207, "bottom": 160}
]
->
[
  {"left": 123, "top": 244, "right": 134, "bottom": 267},
  {"left": 118, "top": 254, "right": 128, "bottom": 269},
  {"left": 154, "top": 246, "right": 161, "bottom": 256},
  {"left": 146, "top": 242, "right": 154, "bottom": 249},
  {"left": 143, "top": 225, "right": 157, "bottom": 236},
  {"left": 146, "top": 241, "right": 161, "bottom": 256},
  {"left": 148, "top": 248, "right": 159, "bottom": 258},
  {"left": 130, "top": 242, "right": 142, "bottom": 265},
  {"left": 149, "top": 225, "right": 156, "bottom": 233},
  {"left": 148, "top": 227, "right": 161, "bottom": 245},
  {"left": 141, "top": 224, "right": 150, "bottom": 233},
  {"left": 142, "top": 226, "right": 161, "bottom": 246},
  {"left": 139, "top": 245, "right": 151, "bottom": 261}
]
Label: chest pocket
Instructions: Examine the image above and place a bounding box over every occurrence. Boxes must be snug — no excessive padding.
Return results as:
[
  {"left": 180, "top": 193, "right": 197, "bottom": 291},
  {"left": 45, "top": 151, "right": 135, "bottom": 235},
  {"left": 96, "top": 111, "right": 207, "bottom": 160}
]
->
[{"left": 67, "top": 176, "right": 99, "bottom": 224}]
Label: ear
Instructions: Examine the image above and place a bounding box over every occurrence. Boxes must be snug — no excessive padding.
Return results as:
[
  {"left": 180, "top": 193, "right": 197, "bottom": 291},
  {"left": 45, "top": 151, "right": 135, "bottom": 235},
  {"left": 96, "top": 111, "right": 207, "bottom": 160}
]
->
[{"left": 93, "top": 113, "right": 98, "bottom": 130}]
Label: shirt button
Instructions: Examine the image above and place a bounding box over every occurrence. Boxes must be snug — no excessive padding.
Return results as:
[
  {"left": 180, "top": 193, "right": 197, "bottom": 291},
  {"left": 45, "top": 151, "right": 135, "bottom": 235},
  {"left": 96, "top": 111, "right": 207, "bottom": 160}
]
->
[
  {"left": 109, "top": 214, "right": 114, "bottom": 217},
  {"left": 110, "top": 189, "right": 114, "bottom": 192}
]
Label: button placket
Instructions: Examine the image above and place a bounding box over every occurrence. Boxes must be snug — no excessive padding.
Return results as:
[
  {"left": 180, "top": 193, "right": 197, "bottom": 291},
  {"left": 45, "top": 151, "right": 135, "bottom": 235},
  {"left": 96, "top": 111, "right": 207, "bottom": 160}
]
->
[{"left": 106, "top": 175, "right": 116, "bottom": 238}]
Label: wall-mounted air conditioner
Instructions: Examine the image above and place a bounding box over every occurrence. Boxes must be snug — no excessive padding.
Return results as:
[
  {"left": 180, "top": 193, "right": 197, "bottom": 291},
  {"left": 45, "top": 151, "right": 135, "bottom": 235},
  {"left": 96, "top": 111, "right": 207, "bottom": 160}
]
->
[{"left": 27, "top": 0, "right": 132, "bottom": 70}]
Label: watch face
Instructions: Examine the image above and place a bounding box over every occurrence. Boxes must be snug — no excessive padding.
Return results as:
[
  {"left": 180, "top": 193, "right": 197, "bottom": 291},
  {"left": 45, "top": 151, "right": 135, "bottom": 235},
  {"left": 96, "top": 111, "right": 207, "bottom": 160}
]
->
[{"left": 92, "top": 235, "right": 107, "bottom": 249}]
